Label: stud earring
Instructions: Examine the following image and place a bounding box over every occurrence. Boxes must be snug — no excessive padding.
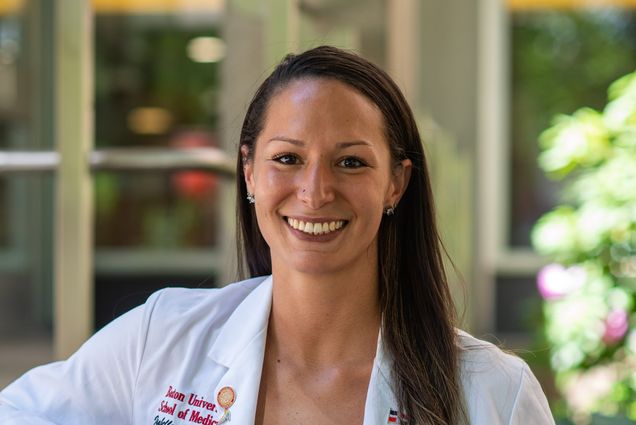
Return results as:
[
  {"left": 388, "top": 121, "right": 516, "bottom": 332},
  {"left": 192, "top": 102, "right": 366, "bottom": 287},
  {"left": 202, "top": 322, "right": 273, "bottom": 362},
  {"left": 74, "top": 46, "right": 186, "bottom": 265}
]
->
[
  {"left": 384, "top": 205, "right": 395, "bottom": 216},
  {"left": 246, "top": 193, "right": 255, "bottom": 204}
]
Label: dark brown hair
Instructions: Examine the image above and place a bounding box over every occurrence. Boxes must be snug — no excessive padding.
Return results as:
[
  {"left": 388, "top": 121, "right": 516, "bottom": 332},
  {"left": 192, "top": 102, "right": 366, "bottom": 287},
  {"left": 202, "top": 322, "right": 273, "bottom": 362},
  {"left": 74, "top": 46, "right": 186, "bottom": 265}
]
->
[{"left": 236, "top": 45, "right": 465, "bottom": 424}]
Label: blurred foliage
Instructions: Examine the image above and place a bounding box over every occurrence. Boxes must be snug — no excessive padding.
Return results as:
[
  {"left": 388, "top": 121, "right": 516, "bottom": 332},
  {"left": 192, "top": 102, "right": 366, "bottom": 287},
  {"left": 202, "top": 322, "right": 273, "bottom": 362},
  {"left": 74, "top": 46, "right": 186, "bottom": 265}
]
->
[
  {"left": 532, "top": 70, "right": 636, "bottom": 421},
  {"left": 510, "top": 9, "right": 636, "bottom": 246}
]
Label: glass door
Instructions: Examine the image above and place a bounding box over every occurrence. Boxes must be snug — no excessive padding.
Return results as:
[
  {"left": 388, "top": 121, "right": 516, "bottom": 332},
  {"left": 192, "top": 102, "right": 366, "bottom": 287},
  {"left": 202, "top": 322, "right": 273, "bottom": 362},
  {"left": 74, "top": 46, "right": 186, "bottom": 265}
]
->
[
  {"left": 0, "top": 0, "right": 55, "bottom": 388},
  {"left": 0, "top": 0, "right": 233, "bottom": 386}
]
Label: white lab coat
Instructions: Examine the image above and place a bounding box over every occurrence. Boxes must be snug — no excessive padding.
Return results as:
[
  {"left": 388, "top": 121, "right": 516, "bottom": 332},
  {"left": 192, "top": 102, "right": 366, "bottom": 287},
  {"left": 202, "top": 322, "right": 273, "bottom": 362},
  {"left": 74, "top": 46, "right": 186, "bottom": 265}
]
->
[{"left": 0, "top": 275, "right": 555, "bottom": 424}]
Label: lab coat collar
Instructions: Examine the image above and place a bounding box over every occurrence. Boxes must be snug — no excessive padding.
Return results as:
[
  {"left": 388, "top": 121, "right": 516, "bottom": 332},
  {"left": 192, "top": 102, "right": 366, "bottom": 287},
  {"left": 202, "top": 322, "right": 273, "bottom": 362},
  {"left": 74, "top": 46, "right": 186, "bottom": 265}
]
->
[
  {"left": 207, "top": 275, "right": 273, "bottom": 367},
  {"left": 206, "top": 275, "right": 401, "bottom": 425},
  {"left": 207, "top": 276, "right": 272, "bottom": 424},
  {"left": 364, "top": 331, "right": 401, "bottom": 425}
]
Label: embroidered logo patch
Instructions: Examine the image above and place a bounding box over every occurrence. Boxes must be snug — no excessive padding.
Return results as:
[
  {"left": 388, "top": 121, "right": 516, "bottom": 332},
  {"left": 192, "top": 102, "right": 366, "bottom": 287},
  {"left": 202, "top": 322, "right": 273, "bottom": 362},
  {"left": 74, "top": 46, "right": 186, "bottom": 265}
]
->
[{"left": 216, "top": 386, "right": 236, "bottom": 424}]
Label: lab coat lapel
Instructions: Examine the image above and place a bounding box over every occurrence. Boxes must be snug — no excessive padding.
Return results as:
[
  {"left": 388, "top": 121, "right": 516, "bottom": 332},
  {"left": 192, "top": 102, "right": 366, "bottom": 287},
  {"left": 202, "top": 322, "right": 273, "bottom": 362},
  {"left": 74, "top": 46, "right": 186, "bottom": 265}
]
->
[
  {"left": 207, "top": 277, "right": 402, "bottom": 425},
  {"left": 364, "top": 335, "right": 402, "bottom": 425},
  {"left": 207, "top": 276, "right": 273, "bottom": 425}
]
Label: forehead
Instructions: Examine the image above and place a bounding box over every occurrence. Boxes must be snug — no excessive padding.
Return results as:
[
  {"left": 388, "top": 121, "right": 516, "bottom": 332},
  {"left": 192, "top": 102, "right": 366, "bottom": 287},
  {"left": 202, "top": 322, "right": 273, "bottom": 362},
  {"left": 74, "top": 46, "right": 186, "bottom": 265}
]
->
[{"left": 259, "top": 78, "right": 387, "bottom": 146}]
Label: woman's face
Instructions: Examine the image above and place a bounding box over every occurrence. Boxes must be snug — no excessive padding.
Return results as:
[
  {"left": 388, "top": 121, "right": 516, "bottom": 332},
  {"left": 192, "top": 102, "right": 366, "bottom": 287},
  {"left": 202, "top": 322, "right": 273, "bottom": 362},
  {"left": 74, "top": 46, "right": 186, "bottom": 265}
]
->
[{"left": 243, "top": 78, "right": 411, "bottom": 276}]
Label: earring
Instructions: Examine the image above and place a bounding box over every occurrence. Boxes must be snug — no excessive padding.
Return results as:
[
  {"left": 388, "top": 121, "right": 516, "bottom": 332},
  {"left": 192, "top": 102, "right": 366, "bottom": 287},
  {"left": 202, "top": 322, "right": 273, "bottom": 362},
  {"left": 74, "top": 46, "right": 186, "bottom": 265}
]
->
[
  {"left": 246, "top": 193, "right": 255, "bottom": 204},
  {"left": 384, "top": 205, "right": 395, "bottom": 216}
]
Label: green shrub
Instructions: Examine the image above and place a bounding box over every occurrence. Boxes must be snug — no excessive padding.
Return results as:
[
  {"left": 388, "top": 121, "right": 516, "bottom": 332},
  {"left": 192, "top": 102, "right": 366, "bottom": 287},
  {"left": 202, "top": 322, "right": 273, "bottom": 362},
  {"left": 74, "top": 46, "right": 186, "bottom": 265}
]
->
[{"left": 533, "top": 71, "right": 636, "bottom": 420}]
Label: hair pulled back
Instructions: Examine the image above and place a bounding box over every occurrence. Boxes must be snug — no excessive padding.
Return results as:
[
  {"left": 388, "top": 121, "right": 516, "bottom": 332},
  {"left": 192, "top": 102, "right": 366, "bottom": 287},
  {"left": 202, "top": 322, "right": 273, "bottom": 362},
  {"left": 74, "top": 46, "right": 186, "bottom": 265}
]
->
[{"left": 236, "top": 45, "right": 465, "bottom": 425}]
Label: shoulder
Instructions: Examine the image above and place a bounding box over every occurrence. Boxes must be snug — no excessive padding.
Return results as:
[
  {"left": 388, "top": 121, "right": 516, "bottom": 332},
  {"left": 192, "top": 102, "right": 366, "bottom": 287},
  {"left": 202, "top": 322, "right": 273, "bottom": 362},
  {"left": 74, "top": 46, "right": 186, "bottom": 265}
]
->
[
  {"left": 146, "top": 275, "right": 268, "bottom": 315},
  {"left": 140, "top": 275, "right": 270, "bottom": 332},
  {"left": 457, "top": 330, "right": 526, "bottom": 385},
  {"left": 127, "top": 275, "right": 272, "bottom": 379},
  {"left": 0, "top": 276, "right": 272, "bottom": 425},
  {"left": 457, "top": 330, "right": 555, "bottom": 424}
]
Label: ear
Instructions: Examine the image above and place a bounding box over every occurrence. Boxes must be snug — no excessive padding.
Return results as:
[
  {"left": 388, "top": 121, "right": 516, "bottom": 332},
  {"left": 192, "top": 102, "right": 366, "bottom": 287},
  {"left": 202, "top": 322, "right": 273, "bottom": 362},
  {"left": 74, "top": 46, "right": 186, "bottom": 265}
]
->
[
  {"left": 241, "top": 145, "right": 255, "bottom": 194},
  {"left": 386, "top": 158, "right": 412, "bottom": 207}
]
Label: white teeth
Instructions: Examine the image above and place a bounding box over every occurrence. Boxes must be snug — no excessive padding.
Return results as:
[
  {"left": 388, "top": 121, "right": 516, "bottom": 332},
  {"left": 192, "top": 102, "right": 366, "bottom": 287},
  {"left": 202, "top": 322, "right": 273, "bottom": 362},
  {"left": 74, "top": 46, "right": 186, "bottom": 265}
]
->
[{"left": 286, "top": 217, "right": 345, "bottom": 235}]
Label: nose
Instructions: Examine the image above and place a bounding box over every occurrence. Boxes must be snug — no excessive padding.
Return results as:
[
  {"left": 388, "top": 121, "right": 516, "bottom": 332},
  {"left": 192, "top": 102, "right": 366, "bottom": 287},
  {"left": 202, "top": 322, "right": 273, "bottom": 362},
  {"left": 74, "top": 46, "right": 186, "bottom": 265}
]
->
[{"left": 297, "top": 160, "right": 336, "bottom": 209}]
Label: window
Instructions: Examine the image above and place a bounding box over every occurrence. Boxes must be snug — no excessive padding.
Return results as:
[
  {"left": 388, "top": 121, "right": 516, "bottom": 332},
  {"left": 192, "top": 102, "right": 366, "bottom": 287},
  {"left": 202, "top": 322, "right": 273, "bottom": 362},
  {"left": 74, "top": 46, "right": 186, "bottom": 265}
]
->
[{"left": 0, "top": 0, "right": 55, "bottom": 388}]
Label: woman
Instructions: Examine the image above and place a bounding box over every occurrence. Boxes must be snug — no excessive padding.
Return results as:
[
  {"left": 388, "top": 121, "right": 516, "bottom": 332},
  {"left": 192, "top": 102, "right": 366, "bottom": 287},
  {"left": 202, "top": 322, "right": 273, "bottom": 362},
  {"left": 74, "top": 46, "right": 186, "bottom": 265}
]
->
[{"left": 0, "top": 46, "right": 554, "bottom": 424}]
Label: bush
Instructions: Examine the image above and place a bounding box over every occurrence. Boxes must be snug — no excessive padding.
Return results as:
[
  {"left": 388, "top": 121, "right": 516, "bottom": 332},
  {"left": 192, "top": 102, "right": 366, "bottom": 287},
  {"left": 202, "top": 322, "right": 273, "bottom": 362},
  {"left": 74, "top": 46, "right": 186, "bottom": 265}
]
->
[{"left": 532, "top": 71, "right": 636, "bottom": 420}]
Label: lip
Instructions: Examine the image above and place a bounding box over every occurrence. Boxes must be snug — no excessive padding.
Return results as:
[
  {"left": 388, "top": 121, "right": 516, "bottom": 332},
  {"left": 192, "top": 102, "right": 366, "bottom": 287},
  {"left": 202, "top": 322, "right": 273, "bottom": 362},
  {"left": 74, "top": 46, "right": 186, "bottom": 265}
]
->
[
  {"left": 284, "top": 215, "right": 347, "bottom": 223},
  {"left": 282, "top": 215, "right": 348, "bottom": 242}
]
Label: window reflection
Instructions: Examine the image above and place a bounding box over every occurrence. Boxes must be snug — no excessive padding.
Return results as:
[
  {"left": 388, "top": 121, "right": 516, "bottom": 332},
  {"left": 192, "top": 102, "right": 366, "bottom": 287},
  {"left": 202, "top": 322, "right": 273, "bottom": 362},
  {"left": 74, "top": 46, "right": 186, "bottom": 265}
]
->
[
  {"left": 95, "top": 167, "right": 220, "bottom": 248},
  {"left": 0, "top": 3, "right": 24, "bottom": 248},
  {"left": 94, "top": 7, "right": 224, "bottom": 249},
  {"left": 0, "top": 179, "right": 7, "bottom": 247}
]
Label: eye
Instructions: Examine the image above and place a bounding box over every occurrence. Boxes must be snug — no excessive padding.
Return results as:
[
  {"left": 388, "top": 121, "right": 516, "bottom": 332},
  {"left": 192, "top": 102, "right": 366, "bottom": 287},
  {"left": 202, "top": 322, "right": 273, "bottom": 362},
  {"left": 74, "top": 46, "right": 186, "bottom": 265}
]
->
[
  {"left": 338, "top": 156, "right": 366, "bottom": 168},
  {"left": 272, "top": 153, "right": 300, "bottom": 165}
]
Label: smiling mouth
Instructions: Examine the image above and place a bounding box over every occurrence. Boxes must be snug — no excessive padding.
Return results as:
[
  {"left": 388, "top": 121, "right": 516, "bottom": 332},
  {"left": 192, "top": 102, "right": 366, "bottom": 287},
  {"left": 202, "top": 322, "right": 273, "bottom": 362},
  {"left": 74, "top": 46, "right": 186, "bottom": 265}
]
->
[{"left": 285, "top": 217, "right": 347, "bottom": 235}]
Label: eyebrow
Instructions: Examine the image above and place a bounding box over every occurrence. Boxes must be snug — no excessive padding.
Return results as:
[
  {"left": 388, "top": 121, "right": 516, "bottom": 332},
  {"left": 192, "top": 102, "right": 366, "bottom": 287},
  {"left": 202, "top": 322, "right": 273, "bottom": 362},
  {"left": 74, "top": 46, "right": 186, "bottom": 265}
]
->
[{"left": 267, "top": 136, "right": 373, "bottom": 149}]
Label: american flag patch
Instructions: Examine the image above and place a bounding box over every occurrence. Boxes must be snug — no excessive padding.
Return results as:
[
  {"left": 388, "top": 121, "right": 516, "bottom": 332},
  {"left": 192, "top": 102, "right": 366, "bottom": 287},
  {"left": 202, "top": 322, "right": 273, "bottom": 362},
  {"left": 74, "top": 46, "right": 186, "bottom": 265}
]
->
[{"left": 387, "top": 409, "right": 409, "bottom": 424}]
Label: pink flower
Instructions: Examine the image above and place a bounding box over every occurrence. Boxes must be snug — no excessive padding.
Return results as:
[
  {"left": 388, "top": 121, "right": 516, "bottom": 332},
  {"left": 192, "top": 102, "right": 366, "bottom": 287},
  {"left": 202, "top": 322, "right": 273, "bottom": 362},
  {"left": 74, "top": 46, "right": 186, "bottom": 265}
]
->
[
  {"left": 537, "top": 263, "right": 585, "bottom": 300},
  {"left": 602, "top": 309, "right": 629, "bottom": 344}
]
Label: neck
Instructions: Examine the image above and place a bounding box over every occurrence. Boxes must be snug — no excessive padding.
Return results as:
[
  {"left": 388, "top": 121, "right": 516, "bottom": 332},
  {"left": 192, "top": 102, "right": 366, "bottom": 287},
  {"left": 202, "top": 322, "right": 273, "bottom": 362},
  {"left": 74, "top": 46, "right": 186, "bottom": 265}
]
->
[{"left": 268, "top": 258, "right": 381, "bottom": 367}]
